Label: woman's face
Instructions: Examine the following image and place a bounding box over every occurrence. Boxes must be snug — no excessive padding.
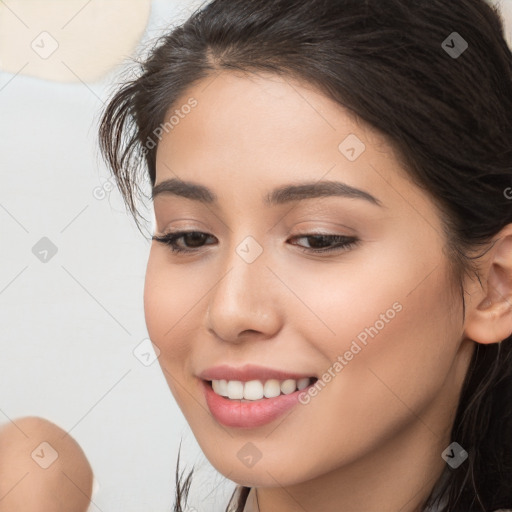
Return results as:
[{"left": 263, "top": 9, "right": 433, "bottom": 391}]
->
[{"left": 144, "top": 71, "right": 475, "bottom": 488}]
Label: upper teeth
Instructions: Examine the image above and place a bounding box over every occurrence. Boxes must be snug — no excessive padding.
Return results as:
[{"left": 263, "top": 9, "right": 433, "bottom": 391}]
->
[{"left": 211, "top": 378, "right": 312, "bottom": 401}]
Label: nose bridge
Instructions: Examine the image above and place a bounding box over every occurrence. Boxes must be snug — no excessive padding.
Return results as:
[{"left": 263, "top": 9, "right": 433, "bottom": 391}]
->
[{"left": 205, "top": 232, "right": 281, "bottom": 341}]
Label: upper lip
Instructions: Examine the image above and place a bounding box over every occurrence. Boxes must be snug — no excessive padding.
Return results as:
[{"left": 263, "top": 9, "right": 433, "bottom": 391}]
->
[{"left": 198, "top": 364, "right": 316, "bottom": 382}]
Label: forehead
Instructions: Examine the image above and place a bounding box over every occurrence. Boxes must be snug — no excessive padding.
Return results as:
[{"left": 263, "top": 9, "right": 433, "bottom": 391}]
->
[
  {"left": 156, "top": 70, "right": 368, "bottom": 164},
  {"left": 153, "top": 71, "right": 427, "bottom": 219},
  {"left": 160, "top": 72, "right": 382, "bottom": 165}
]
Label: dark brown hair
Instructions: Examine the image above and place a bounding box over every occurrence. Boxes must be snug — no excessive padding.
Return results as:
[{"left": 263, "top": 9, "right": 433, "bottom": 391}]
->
[{"left": 99, "top": 0, "right": 512, "bottom": 510}]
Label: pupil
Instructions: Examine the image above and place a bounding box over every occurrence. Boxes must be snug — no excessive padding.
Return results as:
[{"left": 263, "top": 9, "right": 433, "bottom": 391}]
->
[
  {"left": 309, "top": 235, "right": 329, "bottom": 248},
  {"left": 186, "top": 232, "right": 206, "bottom": 247}
]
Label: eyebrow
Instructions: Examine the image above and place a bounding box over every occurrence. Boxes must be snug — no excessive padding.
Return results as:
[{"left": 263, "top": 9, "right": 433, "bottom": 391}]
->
[{"left": 151, "top": 178, "right": 383, "bottom": 207}]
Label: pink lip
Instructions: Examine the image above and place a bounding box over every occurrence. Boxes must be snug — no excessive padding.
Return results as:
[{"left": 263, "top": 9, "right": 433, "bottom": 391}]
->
[
  {"left": 198, "top": 363, "right": 315, "bottom": 382},
  {"left": 201, "top": 379, "right": 316, "bottom": 428}
]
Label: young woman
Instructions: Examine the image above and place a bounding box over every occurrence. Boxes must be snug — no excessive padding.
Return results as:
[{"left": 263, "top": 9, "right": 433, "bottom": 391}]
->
[{"left": 98, "top": 0, "right": 512, "bottom": 510}]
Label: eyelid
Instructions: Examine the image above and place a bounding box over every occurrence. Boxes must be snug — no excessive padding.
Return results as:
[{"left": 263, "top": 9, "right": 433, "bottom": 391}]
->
[{"left": 287, "top": 219, "right": 358, "bottom": 236}]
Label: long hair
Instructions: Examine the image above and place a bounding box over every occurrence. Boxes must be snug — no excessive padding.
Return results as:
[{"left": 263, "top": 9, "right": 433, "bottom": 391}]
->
[{"left": 98, "top": 1, "right": 512, "bottom": 510}]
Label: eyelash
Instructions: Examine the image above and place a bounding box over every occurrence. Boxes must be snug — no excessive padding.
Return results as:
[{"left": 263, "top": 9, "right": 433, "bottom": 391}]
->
[{"left": 151, "top": 230, "right": 359, "bottom": 255}]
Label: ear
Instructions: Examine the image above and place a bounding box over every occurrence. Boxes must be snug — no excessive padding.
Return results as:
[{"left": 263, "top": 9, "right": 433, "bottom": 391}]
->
[{"left": 463, "top": 224, "right": 512, "bottom": 345}]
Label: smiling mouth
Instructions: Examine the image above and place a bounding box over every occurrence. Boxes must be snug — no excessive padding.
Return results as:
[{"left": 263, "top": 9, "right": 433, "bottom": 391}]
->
[{"left": 205, "top": 377, "right": 318, "bottom": 402}]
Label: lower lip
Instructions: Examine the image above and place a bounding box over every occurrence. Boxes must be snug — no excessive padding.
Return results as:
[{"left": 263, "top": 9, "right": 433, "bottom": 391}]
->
[{"left": 202, "top": 379, "right": 315, "bottom": 428}]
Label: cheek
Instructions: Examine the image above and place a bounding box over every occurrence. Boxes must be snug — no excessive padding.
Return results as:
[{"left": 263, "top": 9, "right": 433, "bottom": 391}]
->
[
  {"left": 143, "top": 249, "right": 200, "bottom": 369},
  {"left": 282, "top": 248, "right": 461, "bottom": 457},
  {"left": 281, "top": 236, "right": 456, "bottom": 368},
  {"left": 313, "top": 233, "right": 460, "bottom": 375},
  {"left": 143, "top": 250, "right": 207, "bottom": 414},
  {"left": 304, "top": 261, "right": 460, "bottom": 451}
]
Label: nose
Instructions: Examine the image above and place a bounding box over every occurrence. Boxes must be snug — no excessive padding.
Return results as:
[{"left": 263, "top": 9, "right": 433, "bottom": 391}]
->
[{"left": 205, "top": 242, "right": 284, "bottom": 344}]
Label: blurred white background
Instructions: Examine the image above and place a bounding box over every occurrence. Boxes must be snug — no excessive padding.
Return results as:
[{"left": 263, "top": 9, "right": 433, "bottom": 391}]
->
[{"left": 0, "top": 1, "right": 511, "bottom": 511}]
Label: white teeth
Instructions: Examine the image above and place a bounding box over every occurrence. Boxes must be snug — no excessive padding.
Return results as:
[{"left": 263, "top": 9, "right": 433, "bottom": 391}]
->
[
  {"left": 280, "top": 379, "right": 297, "bottom": 395},
  {"left": 212, "top": 379, "right": 228, "bottom": 397},
  {"left": 243, "top": 380, "right": 264, "bottom": 400},
  {"left": 297, "top": 377, "right": 310, "bottom": 390},
  {"left": 210, "top": 377, "right": 314, "bottom": 400},
  {"left": 263, "top": 379, "right": 281, "bottom": 398},
  {"left": 226, "top": 380, "right": 244, "bottom": 399}
]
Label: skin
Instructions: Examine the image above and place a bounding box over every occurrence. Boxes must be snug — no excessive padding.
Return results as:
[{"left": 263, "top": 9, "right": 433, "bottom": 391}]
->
[
  {"left": 0, "top": 416, "right": 94, "bottom": 512},
  {"left": 144, "top": 71, "right": 512, "bottom": 512}
]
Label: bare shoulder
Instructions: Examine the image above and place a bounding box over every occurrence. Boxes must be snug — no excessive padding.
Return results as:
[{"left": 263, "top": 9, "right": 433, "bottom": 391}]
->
[{"left": 0, "top": 416, "right": 94, "bottom": 512}]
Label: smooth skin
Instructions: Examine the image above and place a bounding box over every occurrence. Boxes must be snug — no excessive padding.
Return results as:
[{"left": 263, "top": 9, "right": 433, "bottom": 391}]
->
[
  {"left": 144, "top": 71, "right": 512, "bottom": 512},
  {"left": 0, "top": 416, "right": 93, "bottom": 512}
]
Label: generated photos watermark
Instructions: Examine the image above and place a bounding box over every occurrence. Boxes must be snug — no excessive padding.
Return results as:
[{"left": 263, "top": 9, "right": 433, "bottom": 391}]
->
[
  {"left": 298, "top": 301, "right": 403, "bottom": 405},
  {"left": 141, "top": 97, "right": 198, "bottom": 155}
]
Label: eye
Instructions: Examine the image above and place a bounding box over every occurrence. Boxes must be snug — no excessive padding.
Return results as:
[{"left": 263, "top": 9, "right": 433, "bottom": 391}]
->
[
  {"left": 152, "top": 231, "right": 216, "bottom": 254},
  {"left": 152, "top": 230, "right": 359, "bottom": 255},
  {"left": 288, "top": 234, "right": 359, "bottom": 254}
]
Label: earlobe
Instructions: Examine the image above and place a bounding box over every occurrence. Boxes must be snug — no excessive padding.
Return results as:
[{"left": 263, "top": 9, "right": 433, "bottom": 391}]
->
[{"left": 463, "top": 226, "right": 512, "bottom": 345}]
